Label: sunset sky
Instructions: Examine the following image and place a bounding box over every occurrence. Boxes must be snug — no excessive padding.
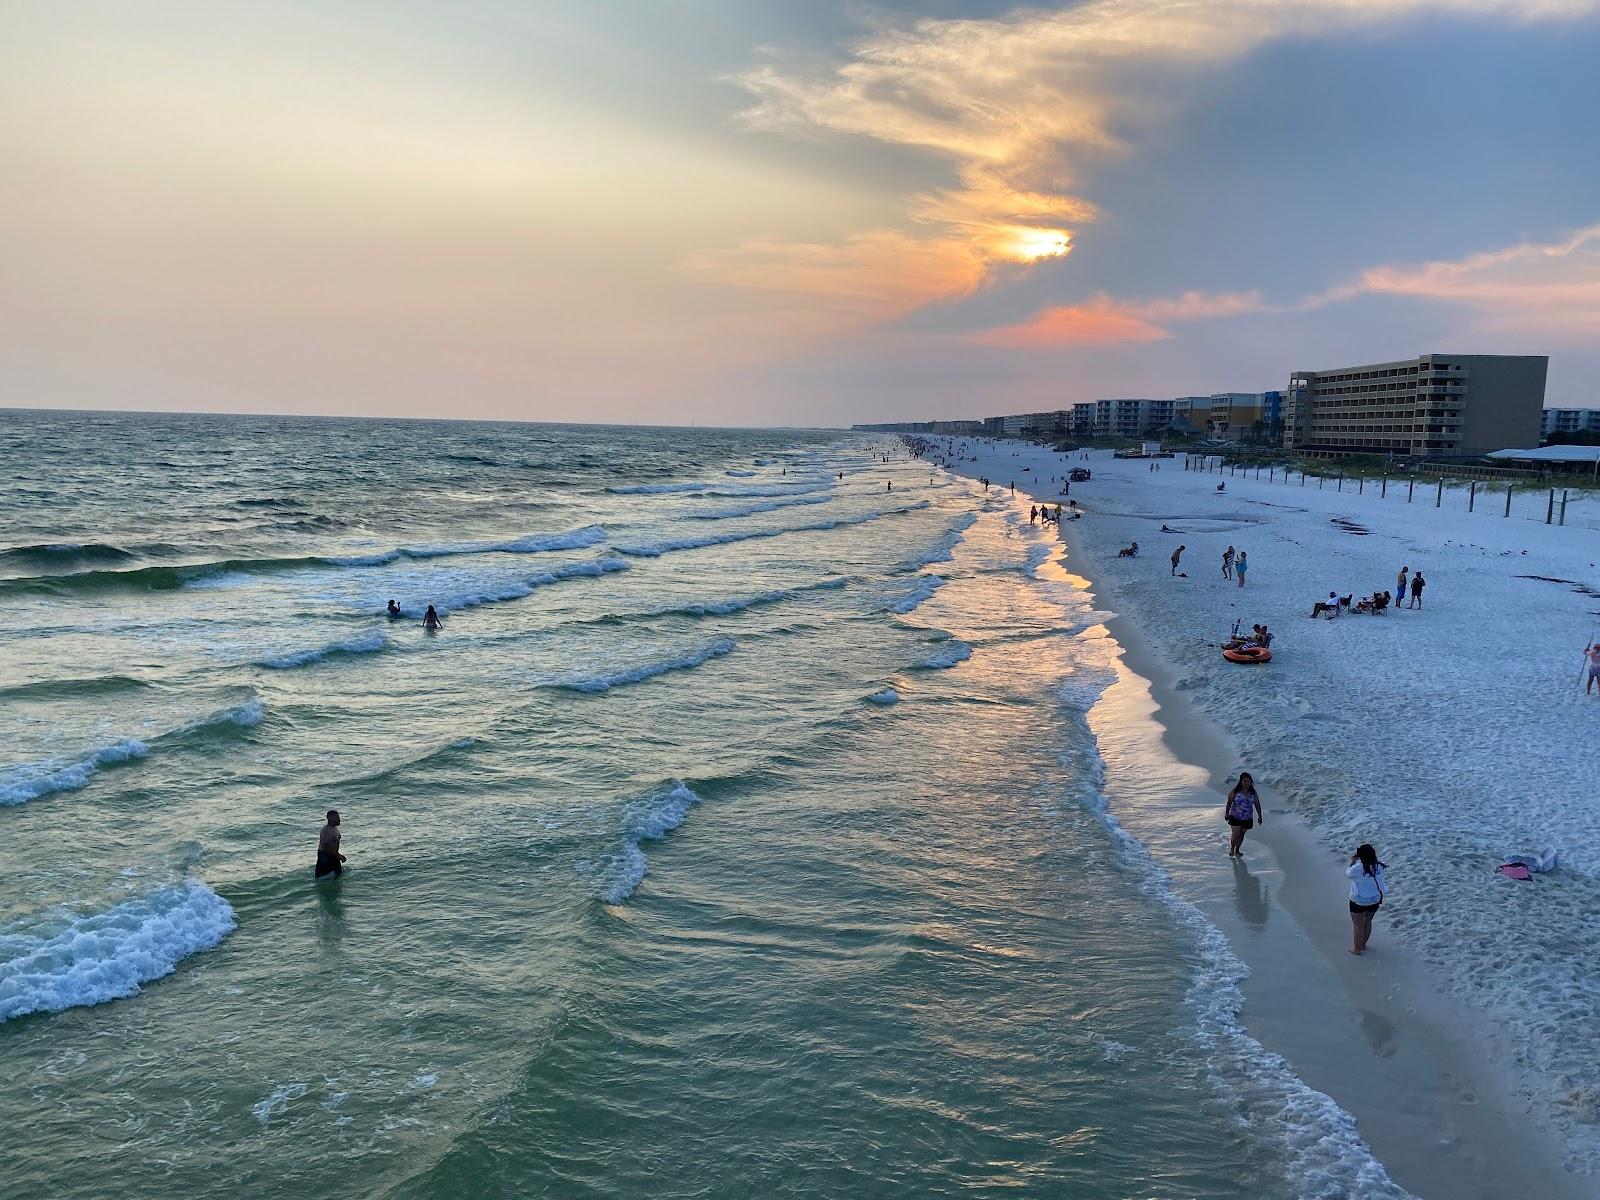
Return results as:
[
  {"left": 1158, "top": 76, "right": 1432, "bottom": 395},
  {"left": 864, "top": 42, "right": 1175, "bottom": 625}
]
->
[{"left": 4, "top": 1, "right": 1599, "bottom": 427}]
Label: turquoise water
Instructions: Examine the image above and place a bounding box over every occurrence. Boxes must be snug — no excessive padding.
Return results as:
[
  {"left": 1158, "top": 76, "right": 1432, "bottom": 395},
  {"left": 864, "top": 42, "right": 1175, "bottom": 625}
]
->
[{"left": 4, "top": 412, "right": 1340, "bottom": 1197}]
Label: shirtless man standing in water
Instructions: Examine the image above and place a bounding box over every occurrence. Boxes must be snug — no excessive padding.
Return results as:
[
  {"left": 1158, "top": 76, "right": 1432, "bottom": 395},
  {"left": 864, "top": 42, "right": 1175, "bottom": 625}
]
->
[{"left": 316, "top": 809, "right": 346, "bottom": 879}]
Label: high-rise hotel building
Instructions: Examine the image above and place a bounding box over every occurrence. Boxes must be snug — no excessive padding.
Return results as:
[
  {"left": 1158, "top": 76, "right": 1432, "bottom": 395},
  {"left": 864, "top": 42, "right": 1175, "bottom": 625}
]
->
[{"left": 1284, "top": 354, "right": 1546, "bottom": 457}]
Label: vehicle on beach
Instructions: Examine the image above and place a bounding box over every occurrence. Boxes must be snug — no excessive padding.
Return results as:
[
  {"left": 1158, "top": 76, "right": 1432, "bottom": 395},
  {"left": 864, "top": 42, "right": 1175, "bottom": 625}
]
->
[{"left": 1069, "top": 467, "right": 1092, "bottom": 482}]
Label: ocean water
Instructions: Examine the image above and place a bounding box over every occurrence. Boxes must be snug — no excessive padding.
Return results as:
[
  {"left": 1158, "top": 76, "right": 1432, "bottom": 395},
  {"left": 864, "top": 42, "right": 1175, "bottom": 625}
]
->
[{"left": 1, "top": 411, "right": 1388, "bottom": 1198}]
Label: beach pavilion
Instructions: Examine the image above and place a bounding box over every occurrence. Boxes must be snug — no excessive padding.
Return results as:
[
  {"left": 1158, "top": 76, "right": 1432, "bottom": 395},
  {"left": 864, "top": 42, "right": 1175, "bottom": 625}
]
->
[{"left": 1485, "top": 444, "right": 1600, "bottom": 479}]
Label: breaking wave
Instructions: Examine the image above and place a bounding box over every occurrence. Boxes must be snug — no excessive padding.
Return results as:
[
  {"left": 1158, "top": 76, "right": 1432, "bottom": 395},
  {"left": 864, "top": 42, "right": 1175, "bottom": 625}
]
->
[
  {"left": 0, "top": 696, "right": 262, "bottom": 807},
  {"left": 887, "top": 575, "right": 947, "bottom": 615},
  {"left": 617, "top": 503, "right": 928, "bottom": 558},
  {"left": 257, "top": 629, "right": 387, "bottom": 670},
  {"left": 0, "top": 526, "right": 608, "bottom": 596},
  {"left": 403, "top": 557, "right": 630, "bottom": 616},
  {"left": 596, "top": 781, "right": 702, "bottom": 903},
  {"left": 688, "top": 494, "right": 833, "bottom": 521},
  {"left": 0, "top": 881, "right": 237, "bottom": 1022},
  {"left": 551, "top": 638, "right": 735, "bottom": 694},
  {"left": 0, "top": 739, "right": 150, "bottom": 807}
]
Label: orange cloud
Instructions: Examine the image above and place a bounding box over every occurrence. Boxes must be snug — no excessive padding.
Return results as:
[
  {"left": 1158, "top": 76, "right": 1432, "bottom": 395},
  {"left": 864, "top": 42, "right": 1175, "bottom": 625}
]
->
[
  {"left": 718, "top": 1, "right": 1597, "bottom": 332},
  {"left": 971, "top": 290, "right": 1264, "bottom": 346},
  {"left": 968, "top": 301, "right": 1169, "bottom": 347}
]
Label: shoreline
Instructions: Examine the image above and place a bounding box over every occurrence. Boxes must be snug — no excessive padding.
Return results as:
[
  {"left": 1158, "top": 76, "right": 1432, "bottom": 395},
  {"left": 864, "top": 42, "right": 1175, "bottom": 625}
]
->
[{"left": 938, "top": 449, "right": 1582, "bottom": 1199}]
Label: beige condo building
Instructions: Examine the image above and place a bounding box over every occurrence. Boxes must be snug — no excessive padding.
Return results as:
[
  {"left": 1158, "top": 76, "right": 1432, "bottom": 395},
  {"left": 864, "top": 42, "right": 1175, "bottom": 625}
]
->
[{"left": 1284, "top": 353, "right": 1546, "bottom": 457}]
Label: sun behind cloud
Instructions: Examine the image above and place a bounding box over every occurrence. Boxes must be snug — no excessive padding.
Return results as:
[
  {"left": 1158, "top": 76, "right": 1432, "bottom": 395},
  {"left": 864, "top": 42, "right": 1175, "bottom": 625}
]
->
[{"left": 1000, "top": 227, "right": 1072, "bottom": 262}]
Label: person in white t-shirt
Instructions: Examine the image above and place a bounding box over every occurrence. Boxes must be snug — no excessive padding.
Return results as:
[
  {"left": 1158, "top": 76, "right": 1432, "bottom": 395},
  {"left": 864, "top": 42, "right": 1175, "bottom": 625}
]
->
[{"left": 1346, "top": 843, "right": 1387, "bottom": 955}]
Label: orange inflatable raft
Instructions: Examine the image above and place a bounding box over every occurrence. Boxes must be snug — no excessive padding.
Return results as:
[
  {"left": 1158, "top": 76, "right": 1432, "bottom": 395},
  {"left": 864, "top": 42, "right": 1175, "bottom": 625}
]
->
[{"left": 1222, "top": 646, "right": 1272, "bottom": 664}]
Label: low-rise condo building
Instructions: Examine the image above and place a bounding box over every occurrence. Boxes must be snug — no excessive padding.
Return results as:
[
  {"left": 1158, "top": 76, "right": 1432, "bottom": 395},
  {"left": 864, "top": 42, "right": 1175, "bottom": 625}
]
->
[{"left": 1541, "top": 408, "right": 1600, "bottom": 440}]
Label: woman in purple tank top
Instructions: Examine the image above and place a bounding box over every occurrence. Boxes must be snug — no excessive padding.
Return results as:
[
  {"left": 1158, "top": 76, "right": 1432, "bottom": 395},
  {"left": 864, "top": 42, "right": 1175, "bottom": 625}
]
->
[{"left": 1224, "top": 772, "right": 1263, "bottom": 858}]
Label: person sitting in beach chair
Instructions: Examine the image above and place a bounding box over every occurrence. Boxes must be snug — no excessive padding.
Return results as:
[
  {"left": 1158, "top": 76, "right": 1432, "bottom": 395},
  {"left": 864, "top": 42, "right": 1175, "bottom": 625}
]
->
[
  {"left": 1216, "top": 482, "right": 1226, "bottom": 493},
  {"left": 1311, "top": 592, "right": 1340, "bottom": 619},
  {"left": 1117, "top": 541, "right": 1139, "bottom": 558},
  {"left": 1373, "top": 590, "right": 1390, "bottom": 613}
]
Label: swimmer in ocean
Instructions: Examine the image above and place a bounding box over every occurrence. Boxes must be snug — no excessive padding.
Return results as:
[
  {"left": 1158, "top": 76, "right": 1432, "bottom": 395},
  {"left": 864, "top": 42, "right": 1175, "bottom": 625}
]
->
[
  {"left": 423, "top": 605, "right": 442, "bottom": 631},
  {"left": 387, "top": 599, "right": 402, "bottom": 618},
  {"left": 315, "top": 809, "right": 345, "bottom": 879}
]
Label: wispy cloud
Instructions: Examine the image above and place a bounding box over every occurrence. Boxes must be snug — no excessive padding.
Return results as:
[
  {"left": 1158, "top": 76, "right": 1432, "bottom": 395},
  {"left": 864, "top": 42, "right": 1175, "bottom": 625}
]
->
[
  {"left": 972, "top": 222, "right": 1600, "bottom": 346},
  {"left": 683, "top": 230, "right": 989, "bottom": 325},
  {"left": 717, "top": 0, "right": 1597, "bottom": 327}
]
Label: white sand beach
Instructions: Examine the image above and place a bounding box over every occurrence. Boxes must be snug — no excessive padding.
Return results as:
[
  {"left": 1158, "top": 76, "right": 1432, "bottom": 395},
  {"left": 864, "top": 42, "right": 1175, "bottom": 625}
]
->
[{"left": 927, "top": 438, "right": 1599, "bottom": 1197}]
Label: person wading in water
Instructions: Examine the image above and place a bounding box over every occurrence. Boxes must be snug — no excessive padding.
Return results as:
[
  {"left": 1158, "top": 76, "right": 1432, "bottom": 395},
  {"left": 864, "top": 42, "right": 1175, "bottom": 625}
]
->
[{"left": 316, "top": 809, "right": 346, "bottom": 880}]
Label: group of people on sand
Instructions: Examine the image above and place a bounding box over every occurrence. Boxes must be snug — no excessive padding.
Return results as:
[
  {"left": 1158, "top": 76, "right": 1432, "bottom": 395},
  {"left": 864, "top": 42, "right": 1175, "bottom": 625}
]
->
[
  {"left": 387, "top": 599, "right": 443, "bottom": 630},
  {"left": 1221, "top": 545, "right": 1247, "bottom": 587},
  {"left": 1310, "top": 566, "right": 1425, "bottom": 619},
  {"left": 1225, "top": 774, "right": 1386, "bottom": 955},
  {"left": 1029, "top": 503, "right": 1064, "bottom": 526}
]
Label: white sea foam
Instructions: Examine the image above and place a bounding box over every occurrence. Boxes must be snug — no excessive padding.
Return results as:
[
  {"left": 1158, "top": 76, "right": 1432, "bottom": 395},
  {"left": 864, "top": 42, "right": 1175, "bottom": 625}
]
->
[
  {"left": 555, "top": 638, "right": 734, "bottom": 694},
  {"left": 617, "top": 503, "right": 927, "bottom": 558},
  {"left": 725, "top": 469, "right": 757, "bottom": 477},
  {"left": 597, "top": 781, "right": 702, "bottom": 903},
  {"left": 251, "top": 1081, "right": 308, "bottom": 1126},
  {"left": 887, "top": 575, "right": 946, "bottom": 614},
  {"left": 0, "top": 738, "right": 150, "bottom": 807},
  {"left": 920, "top": 640, "right": 972, "bottom": 669},
  {"left": 867, "top": 689, "right": 900, "bottom": 705},
  {"left": 257, "top": 629, "right": 387, "bottom": 669},
  {"left": 0, "top": 880, "right": 237, "bottom": 1022}
]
